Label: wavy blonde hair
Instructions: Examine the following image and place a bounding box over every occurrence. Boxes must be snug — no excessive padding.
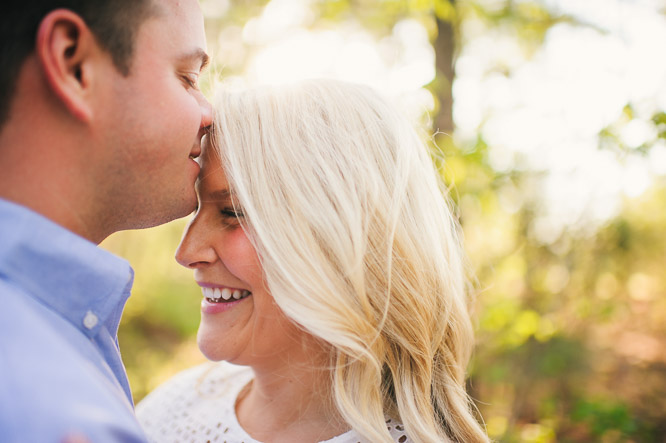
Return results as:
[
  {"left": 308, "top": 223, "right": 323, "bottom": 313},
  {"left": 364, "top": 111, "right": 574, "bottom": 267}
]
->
[{"left": 210, "top": 80, "right": 488, "bottom": 443}]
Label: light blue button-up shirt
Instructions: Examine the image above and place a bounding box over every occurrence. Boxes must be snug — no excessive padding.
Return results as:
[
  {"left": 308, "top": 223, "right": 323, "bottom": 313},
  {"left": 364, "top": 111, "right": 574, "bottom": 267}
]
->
[{"left": 0, "top": 199, "right": 147, "bottom": 442}]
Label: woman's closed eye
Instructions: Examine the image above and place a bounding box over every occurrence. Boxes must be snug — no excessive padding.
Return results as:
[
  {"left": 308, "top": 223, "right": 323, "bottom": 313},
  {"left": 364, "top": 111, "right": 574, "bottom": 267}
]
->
[{"left": 220, "top": 207, "right": 244, "bottom": 222}]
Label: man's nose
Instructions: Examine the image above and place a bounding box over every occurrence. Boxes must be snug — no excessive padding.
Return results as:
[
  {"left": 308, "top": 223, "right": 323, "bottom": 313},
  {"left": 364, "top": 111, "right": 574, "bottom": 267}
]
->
[{"left": 199, "top": 94, "right": 213, "bottom": 129}]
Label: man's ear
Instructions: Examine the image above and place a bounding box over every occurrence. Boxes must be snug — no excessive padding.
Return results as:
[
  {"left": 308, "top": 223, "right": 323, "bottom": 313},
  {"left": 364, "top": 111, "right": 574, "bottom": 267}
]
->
[{"left": 36, "top": 9, "right": 99, "bottom": 123}]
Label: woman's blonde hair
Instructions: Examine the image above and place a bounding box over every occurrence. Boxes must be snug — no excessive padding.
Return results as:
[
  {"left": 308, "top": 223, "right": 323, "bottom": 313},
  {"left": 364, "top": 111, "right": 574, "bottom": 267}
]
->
[{"left": 210, "top": 80, "right": 488, "bottom": 443}]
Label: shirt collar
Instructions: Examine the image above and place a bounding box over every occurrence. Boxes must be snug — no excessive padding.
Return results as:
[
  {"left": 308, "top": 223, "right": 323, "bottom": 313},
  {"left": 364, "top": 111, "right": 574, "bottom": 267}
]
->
[{"left": 0, "top": 198, "right": 134, "bottom": 338}]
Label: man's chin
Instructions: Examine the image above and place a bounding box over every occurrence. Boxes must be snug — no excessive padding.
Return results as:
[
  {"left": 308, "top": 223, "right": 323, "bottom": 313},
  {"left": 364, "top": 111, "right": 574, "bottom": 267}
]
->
[
  {"left": 167, "top": 196, "right": 198, "bottom": 223},
  {"left": 128, "top": 197, "right": 197, "bottom": 230}
]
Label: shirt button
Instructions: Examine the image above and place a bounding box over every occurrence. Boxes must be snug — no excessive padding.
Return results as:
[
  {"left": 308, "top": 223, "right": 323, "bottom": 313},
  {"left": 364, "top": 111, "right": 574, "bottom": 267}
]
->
[{"left": 83, "top": 311, "right": 99, "bottom": 329}]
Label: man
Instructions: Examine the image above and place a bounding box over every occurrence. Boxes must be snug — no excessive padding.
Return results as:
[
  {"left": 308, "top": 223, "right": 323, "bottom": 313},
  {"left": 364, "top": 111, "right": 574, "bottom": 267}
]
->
[{"left": 0, "top": 0, "right": 211, "bottom": 441}]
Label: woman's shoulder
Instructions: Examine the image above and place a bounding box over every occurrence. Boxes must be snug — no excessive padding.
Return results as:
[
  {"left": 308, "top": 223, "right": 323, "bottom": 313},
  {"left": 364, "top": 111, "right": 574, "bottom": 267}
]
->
[
  {"left": 385, "top": 418, "right": 411, "bottom": 443},
  {"left": 136, "top": 362, "right": 253, "bottom": 440},
  {"left": 325, "top": 418, "right": 412, "bottom": 443},
  {"left": 138, "top": 361, "right": 250, "bottom": 406}
]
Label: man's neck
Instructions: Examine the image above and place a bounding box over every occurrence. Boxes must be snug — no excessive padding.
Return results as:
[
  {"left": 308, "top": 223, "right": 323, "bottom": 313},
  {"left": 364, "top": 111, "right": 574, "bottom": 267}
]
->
[{"left": 0, "top": 124, "right": 104, "bottom": 243}]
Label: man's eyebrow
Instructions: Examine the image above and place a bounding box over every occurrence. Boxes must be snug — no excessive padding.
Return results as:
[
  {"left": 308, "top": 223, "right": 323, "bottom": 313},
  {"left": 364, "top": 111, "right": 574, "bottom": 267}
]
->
[{"left": 179, "top": 48, "right": 210, "bottom": 71}]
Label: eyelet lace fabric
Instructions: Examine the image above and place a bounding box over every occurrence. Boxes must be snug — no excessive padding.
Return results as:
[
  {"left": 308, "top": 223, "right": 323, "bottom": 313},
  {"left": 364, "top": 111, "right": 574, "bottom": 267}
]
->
[{"left": 136, "top": 362, "right": 411, "bottom": 443}]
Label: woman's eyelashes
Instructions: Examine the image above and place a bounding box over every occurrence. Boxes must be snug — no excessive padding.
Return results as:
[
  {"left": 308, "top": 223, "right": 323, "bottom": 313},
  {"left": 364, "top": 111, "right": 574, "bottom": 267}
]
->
[
  {"left": 194, "top": 194, "right": 243, "bottom": 224},
  {"left": 219, "top": 207, "right": 244, "bottom": 224}
]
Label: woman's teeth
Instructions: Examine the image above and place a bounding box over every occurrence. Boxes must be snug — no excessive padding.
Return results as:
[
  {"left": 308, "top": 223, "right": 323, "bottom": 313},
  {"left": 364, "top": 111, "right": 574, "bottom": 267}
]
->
[{"left": 202, "top": 287, "right": 251, "bottom": 303}]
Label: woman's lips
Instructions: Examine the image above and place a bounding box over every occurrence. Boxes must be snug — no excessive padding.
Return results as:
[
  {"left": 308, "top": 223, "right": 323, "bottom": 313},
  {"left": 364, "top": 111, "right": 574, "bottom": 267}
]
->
[
  {"left": 201, "top": 286, "right": 251, "bottom": 302},
  {"left": 200, "top": 294, "right": 250, "bottom": 314},
  {"left": 197, "top": 284, "right": 252, "bottom": 314}
]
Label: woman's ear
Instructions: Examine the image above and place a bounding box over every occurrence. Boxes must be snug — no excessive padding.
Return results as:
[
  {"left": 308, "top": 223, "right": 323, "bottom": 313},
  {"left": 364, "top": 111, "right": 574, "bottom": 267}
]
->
[{"left": 36, "top": 9, "right": 99, "bottom": 122}]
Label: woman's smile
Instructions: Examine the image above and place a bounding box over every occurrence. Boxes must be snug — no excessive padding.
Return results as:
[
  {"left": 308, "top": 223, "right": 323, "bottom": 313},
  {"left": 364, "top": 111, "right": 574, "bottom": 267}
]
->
[
  {"left": 199, "top": 285, "right": 252, "bottom": 302},
  {"left": 198, "top": 284, "right": 253, "bottom": 314}
]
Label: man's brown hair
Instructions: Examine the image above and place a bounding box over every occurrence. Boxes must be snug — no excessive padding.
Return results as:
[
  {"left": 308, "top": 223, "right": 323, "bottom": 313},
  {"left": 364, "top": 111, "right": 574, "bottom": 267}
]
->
[{"left": 0, "top": 0, "right": 156, "bottom": 126}]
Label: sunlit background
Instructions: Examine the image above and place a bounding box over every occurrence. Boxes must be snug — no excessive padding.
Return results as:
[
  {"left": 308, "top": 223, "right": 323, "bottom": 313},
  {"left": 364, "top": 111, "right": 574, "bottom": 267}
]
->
[{"left": 101, "top": 0, "right": 666, "bottom": 441}]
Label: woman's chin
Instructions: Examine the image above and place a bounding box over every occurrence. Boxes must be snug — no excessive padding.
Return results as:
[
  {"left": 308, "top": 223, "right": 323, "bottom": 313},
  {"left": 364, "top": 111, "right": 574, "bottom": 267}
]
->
[{"left": 196, "top": 327, "right": 228, "bottom": 362}]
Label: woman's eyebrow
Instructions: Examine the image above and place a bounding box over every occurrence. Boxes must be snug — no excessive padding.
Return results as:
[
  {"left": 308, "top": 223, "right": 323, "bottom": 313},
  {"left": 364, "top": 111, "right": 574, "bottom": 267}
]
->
[{"left": 208, "top": 189, "right": 231, "bottom": 201}]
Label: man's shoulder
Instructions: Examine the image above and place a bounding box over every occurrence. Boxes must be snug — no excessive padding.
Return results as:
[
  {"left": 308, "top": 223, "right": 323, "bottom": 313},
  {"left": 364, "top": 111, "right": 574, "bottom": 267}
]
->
[
  {"left": 0, "top": 279, "right": 147, "bottom": 442},
  {"left": 0, "top": 278, "right": 82, "bottom": 350},
  {"left": 0, "top": 277, "right": 110, "bottom": 388}
]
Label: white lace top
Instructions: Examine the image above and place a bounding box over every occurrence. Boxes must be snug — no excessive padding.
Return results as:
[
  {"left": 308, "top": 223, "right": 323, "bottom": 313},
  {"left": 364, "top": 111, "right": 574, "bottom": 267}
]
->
[{"left": 136, "top": 362, "right": 411, "bottom": 443}]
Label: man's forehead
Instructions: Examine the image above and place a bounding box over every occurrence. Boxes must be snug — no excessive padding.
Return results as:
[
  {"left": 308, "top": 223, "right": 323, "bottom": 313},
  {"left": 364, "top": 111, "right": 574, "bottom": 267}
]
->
[
  {"left": 153, "top": 0, "right": 202, "bottom": 19},
  {"left": 140, "top": 0, "right": 208, "bottom": 59}
]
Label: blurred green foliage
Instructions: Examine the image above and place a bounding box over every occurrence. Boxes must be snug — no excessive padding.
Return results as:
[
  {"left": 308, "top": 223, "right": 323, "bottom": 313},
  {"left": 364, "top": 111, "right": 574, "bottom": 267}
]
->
[{"left": 101, "top": 0, "right": 666, "bottom": 441}]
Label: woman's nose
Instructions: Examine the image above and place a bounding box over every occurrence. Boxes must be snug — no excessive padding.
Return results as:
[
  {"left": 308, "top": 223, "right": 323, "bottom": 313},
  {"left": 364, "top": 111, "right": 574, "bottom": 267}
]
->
[{"left": 175, "top": 214, "right": 217, "bottom": 269}]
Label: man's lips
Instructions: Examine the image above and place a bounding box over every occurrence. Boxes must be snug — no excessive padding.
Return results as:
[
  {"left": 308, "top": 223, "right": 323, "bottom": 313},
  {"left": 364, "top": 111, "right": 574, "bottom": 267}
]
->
[
  {"left": 189, "top": 138, "right": 203, "bottom": 160},
  {"left": 189, "top": 148, "right": 201, "bottom": 160}
]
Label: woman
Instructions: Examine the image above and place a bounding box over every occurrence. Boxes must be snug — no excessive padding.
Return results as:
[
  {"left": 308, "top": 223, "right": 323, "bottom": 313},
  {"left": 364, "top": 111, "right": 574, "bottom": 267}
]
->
[{"left": 137, "top": 80, "right": 489, "bottom": 443}]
